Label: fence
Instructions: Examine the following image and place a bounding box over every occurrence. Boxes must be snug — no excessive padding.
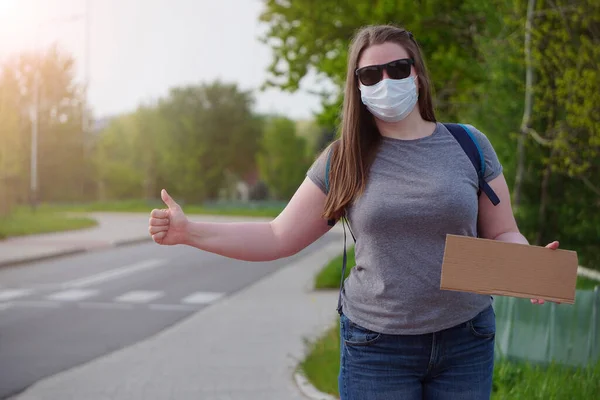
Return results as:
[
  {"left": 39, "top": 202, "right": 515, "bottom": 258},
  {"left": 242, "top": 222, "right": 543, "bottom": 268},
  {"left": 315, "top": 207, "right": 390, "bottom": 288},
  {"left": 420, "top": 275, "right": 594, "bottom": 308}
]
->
[{"left": 494, "top": 287, "right": 599, "bottom": 367}]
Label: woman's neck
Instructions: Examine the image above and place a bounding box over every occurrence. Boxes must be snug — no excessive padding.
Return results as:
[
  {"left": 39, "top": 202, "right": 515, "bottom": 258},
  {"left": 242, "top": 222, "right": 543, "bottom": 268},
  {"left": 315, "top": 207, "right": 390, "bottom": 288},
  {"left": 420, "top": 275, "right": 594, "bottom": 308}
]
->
[{"left": 375, "top": 109, "right": 436, "bottom": 140}]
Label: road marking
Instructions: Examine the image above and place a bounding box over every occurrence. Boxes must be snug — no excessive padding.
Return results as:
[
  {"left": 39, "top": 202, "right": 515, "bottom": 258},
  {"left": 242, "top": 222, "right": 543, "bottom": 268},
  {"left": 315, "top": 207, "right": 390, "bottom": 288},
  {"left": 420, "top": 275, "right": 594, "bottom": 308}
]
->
[
  {"left": 0, "top": 289, "right": 33, "bottom": 301},
  {"left": 181, "top": 291, "right": 224, "bottom": 305},
  {"left": 78, "top": 302, "right": 134, "bottom": 310},
  {"left": 149, "top": 304, "right": 197, "bottom": 312},
  {"left": 48, "top": 289, "right": 98, "bottom": 301},
  {"left": 62, "top": 259, "right": 166, "bottom": 289},
  {"left": 114, "top": 290, "right": 164, "bottom": 304}
]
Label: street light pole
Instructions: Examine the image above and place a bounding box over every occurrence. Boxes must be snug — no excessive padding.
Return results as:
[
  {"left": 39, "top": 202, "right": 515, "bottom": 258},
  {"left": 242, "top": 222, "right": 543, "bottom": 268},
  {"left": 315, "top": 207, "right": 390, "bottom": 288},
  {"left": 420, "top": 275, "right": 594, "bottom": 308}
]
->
[
  {"left": 82, "top": 0, "right": 91, "bottom": 138},
  {"left": 30, "top": 22, "right": 41, "bottom": 211},
  {"left": 81, "top": 0, "right": 91, "bottom": 199},
  {"left": 30, "top": 68, "right": 39, "bottom": 211}
]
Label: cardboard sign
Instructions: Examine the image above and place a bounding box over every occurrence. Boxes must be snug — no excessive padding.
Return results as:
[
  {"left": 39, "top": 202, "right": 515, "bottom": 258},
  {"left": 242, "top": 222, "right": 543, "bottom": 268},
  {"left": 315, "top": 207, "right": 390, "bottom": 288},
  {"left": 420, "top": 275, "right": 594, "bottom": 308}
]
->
[{"left": 440, "top": 234, "right": 579, "bottom": 304}]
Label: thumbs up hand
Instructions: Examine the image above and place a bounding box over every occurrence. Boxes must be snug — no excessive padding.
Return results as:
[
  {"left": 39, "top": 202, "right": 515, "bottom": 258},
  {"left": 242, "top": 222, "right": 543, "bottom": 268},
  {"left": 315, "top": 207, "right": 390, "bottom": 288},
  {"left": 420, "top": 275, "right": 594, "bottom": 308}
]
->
[{"left": 149, "top": 189, "right": 190, "bottom": 245}]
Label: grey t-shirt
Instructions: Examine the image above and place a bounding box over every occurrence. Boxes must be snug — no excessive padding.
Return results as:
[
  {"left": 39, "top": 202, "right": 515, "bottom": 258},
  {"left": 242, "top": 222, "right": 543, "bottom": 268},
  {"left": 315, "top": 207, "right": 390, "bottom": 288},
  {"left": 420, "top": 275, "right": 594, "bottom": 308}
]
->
[{"left": 307, "top": 122, "right": 503, "bottom": 335}]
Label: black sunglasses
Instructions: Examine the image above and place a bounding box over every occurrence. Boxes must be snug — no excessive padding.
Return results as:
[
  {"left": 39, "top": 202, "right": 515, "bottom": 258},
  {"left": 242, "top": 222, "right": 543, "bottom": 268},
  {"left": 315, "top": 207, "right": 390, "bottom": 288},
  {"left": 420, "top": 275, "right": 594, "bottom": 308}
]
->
[{"left": 355, "top": 58, "right": 414, "bottom": 87}]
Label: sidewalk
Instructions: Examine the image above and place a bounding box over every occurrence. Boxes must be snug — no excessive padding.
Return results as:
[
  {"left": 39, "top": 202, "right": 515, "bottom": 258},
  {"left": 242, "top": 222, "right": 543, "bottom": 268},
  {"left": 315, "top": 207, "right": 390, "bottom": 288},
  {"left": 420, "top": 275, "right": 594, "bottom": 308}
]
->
[
  {"left": 11, "top": 231, "right": 343, "bottom": 400},
  {"left": 0, "top": 212, "right": 278, "bottom": 268}
]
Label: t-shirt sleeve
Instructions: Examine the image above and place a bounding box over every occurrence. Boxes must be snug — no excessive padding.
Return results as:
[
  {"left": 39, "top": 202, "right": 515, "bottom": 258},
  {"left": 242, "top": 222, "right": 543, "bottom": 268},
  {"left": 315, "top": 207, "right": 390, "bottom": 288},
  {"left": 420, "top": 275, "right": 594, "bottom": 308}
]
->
[
  {"left": 465, "top": 124, "right": 504, "bottom": 182},
  {"left": 306, "top": 145, "right": 331, "bottom": 195}
]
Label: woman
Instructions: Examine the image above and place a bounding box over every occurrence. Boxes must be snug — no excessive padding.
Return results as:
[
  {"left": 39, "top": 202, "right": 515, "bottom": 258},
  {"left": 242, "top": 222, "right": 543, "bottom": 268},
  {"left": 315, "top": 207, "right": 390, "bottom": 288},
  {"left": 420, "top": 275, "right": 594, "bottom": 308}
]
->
[{"left": 149, "top": 24, "right": 557, "bottom": 400}]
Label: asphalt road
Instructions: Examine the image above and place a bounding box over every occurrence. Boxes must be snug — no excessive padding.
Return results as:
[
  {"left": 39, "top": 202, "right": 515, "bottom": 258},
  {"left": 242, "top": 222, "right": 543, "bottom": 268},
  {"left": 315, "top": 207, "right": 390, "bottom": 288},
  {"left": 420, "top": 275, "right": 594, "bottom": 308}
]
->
[{"left": 0, "top": 236, "right": 337, "bottom": 399}]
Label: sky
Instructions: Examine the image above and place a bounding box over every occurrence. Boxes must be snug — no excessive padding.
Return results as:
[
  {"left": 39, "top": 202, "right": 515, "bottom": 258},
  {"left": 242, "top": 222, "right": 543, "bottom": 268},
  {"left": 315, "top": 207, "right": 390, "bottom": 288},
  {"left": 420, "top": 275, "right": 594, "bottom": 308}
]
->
[{"left": 0, "top": 0, "right": 326, "bottom": 120}]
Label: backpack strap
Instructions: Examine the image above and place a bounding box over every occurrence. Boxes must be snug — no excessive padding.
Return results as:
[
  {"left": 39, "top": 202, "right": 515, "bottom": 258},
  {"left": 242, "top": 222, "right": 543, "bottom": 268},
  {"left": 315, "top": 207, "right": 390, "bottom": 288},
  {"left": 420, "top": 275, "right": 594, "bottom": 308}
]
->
[{"left": 444, "top": 123, "right": 501, "bottom": 206}]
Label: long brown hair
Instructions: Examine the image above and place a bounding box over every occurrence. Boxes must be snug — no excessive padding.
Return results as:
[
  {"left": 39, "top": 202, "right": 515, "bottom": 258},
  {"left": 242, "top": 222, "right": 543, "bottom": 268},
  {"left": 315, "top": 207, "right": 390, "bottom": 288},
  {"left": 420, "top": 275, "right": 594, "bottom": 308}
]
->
[{"left": 322, "top": 24, "right": 437, "bottom": 222}]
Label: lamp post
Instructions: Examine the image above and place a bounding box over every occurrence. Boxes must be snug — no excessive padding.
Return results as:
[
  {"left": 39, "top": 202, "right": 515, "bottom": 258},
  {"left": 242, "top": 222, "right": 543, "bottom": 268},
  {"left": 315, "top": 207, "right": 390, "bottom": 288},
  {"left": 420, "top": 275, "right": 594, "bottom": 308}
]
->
[
  {"left": 82, "top": 0, "right": 91, "bottom": 148},
  {"left": 29, "top": 70, "right": 39, "bottom": 210}
]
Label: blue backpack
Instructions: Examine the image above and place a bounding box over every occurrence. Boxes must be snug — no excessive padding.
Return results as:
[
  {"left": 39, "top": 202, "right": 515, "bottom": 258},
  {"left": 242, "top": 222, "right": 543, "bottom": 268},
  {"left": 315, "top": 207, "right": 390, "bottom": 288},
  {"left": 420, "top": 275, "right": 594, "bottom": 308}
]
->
[{"left": 324, "top": 123, "right": 501, "bottom": 315}]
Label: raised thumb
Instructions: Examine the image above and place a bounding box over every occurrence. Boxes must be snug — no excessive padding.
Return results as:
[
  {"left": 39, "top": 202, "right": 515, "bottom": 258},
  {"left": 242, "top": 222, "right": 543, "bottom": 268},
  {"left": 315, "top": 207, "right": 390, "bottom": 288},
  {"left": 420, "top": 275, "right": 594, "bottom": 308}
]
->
[{"left": 161, "top": 189, "right": 179, "bottom": 210}]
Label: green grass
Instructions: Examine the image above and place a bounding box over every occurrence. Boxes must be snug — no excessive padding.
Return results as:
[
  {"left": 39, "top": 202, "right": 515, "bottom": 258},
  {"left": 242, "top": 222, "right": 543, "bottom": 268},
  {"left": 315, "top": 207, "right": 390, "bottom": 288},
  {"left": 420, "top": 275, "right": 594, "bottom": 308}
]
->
[
  {"left": 39, "top": 200, "right": 157, "bottom": 213},
  {"left": 0, "top": 207, "right": 97, "bottom": 239},
  {"left": 314, "top": 246, "right": 355, "bottom": 289},
  {"left": 576, "top": 276, "right": 600, "bottom": 290},
  {"left": 299, "top": 319, "right": 600, "bottom": 399},
  {"left": 314, "top": 246, "right": 598, "bottom": 290},
  {"left": 299, "top": 321, "right": 341, "bottom": 396},
  {"left": 492, "top": 358, "right": 600, "bottom": 399},
  {"left": 39, "top": 199, "right": 285, "bottom": 218}
]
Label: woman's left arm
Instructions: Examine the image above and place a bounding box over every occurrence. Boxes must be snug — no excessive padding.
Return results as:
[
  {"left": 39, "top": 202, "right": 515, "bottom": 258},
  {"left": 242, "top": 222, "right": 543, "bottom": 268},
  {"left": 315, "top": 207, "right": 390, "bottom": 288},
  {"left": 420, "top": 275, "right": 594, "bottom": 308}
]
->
[{"left": 477, "top": 173, "right": 560, "bottom": 305}]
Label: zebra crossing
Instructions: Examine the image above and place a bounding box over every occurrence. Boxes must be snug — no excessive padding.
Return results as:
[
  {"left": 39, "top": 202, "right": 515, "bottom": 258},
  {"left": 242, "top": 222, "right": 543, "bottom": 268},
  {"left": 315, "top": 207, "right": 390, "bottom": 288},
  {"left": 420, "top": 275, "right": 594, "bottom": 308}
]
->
[{"left": 0, "top": 287, "right": 225, "bottom": 311}]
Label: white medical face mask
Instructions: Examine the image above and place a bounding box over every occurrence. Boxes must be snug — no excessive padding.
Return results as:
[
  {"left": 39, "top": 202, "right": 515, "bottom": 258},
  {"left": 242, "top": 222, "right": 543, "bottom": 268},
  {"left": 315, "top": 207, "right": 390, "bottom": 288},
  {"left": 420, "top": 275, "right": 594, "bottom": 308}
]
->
[{"left": 359, "top": 76, "right": 419, "bottom": 123}]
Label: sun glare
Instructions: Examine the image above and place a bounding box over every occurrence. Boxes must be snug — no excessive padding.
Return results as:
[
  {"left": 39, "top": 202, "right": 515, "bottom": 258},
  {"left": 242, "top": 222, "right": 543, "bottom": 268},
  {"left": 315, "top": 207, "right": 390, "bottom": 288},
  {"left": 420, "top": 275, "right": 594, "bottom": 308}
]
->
[{"left": 0, "top": 0, "right": 19, "bottom": 17}]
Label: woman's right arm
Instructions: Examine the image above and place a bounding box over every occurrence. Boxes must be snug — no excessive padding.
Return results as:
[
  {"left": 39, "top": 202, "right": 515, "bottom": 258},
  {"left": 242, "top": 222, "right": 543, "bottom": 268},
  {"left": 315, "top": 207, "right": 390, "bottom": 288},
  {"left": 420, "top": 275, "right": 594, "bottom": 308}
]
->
[{"left": 149, "top": 178, "right": 333, "bottom": 262}]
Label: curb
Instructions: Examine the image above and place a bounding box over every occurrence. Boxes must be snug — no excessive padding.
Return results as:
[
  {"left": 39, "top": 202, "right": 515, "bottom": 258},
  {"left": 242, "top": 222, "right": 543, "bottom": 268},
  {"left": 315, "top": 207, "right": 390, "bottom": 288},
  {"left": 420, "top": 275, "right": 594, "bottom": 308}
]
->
[
  {"left": 112, "top": 237, "right": 152, "bottom": 248},
  {"left": 0, "top": 237, "right": 152, "bottom": 269},
  {"left": 0, "top": 248, "right": 88, "bottom": 269},
  {"left": 294, "top": 371, "right": 338, "bottom": 400}
]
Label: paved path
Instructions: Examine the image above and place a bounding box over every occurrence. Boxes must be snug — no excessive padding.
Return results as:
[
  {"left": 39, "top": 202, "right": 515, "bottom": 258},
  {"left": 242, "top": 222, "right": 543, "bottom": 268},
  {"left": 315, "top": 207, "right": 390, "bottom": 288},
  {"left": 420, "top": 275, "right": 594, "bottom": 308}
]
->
[
  {"left": 2, "top": 212, "right": 345, "bottom": 399},
  {"left": 11, "top": 236, "right": 342, "bottom": 400}
]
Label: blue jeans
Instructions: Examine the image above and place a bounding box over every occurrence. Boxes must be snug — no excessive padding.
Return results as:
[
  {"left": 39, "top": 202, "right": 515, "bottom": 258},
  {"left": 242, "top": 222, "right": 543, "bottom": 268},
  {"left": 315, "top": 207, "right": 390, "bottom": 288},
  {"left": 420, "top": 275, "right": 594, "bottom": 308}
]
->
[{"left": 339, "top": 305, "right": 495, "bottom": 400}]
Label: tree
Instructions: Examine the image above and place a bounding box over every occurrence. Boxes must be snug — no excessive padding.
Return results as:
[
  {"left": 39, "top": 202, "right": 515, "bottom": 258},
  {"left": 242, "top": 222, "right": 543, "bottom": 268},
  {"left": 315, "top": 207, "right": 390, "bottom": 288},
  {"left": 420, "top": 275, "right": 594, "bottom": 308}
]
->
[
  {"left": 158, "top": 81, "right": 262, "bottom": 203},
  {"left": 0, "top": 60, "right": 27, "bottom": 215},
  {"left": 258, "top": 0, "right": 600, "bottom": 269},
  {"left": 92, "top": 81, "right": 263, "bottom": 204},
  {"left": 0, "top": 46, "right": 89, "bottom": 207},
  {"left": 257, "top": 116, "right": 311, "bottom": 199},
  {"left": 295, "top": 119, "right": 323, "bottom": 154},
  {"left": 129, "top": 104, "right": 170, "bottom": 200},
  {"left": 259, "top": 0, "right": 498, "bottom": 129},
  {"left": 92, "top": 113, "right": 145, "bottom": 200},
  {"left": 528, "top": 0, "right": 599, "bottom": 251},
  {"left": 470, "top": 0, "right": 600, "bottom": 265}
]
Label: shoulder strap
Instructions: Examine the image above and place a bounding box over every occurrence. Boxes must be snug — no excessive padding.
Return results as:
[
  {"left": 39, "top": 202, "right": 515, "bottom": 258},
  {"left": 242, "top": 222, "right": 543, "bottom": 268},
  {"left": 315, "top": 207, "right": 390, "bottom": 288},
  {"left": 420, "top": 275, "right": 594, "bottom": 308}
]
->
[{"left": 444, "top": 123, "right": 500, "bottom": 206}]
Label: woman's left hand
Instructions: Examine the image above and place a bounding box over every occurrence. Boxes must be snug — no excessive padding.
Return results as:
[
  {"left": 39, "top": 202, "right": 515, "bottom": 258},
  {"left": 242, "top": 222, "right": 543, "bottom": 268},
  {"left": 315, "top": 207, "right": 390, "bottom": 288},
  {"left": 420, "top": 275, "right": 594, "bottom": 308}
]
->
[{"left": 531, "top": 241, "right": 560, "bottom": 305}]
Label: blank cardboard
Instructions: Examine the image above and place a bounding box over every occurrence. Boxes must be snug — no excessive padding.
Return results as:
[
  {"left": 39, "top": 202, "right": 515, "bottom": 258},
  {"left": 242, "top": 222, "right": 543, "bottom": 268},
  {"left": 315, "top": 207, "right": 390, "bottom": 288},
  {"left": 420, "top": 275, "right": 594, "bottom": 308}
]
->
[{"left": 440, "top": 234, "right": 579, "bottom": 304}]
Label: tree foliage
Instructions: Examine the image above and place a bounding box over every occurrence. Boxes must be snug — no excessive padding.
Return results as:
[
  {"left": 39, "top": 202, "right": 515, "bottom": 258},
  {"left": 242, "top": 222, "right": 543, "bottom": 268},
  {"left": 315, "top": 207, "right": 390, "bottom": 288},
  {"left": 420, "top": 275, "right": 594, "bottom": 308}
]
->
[
  {"left": 0, "top": 46, "right": 88, "bottom": 212},
  {"left": 259, "top": 0, "right": 600, "bottom": 268},
  {"left": 94, "top": 81, "right": 263, "bottom": 204},
  {"left": 257, "top": 116, "right": 311, "bottom": 199},
  {"left": 0, "top": 59, "right": 26, "bottom": 215},
  {"left": 155, "top": 82, "right": 262, "bottom": 202},
  {"left": 259, "top": 0, "right": 500, "bottom": 128}
]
